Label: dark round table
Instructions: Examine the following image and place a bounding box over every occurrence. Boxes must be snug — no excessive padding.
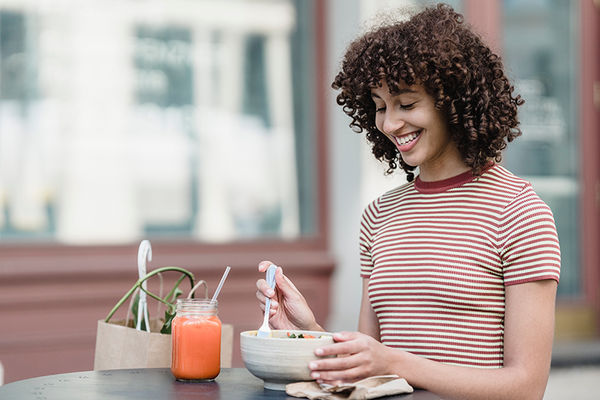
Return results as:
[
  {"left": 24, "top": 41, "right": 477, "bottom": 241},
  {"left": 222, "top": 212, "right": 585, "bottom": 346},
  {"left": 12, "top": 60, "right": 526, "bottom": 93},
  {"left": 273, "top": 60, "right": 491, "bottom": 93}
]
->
[{"left": 0, "top": 368, "right": 441, "bottom": 399}]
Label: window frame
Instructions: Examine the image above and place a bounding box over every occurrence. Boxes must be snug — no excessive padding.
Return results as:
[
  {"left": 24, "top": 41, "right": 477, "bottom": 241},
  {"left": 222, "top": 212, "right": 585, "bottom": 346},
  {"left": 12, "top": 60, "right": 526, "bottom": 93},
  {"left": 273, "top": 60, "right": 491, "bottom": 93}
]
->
[{"left": 0, "top": 0, "right": 332, "bottom": 275}]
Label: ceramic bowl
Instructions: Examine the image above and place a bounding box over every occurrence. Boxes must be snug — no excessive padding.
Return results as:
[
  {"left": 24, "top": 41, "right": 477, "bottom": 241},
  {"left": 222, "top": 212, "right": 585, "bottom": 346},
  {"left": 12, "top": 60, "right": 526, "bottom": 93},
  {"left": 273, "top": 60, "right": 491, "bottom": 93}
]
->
[{"left": 240, "top": 330, "right": 335, "bottom": 390}]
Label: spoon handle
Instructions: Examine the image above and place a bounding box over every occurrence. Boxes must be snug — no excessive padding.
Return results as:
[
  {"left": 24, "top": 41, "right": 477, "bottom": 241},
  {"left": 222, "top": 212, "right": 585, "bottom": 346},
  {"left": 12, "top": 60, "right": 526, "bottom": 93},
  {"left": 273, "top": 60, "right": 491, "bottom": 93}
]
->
[
  {"left": 263, "top": 265, "right": 277, "bottom": 320},
  {"left": 266, "top": 265, "right": 277, "bottom": 288},
  {"left": 257, "top": 265, "right": 278, "bottom": 337}
]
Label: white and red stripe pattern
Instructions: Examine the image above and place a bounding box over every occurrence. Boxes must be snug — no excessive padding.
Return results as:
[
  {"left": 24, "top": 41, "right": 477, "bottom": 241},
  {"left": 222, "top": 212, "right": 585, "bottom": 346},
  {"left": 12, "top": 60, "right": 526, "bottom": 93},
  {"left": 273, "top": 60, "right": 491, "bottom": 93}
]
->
[{"left": 360, "top": 164, "right": 561, "bottom": 368}]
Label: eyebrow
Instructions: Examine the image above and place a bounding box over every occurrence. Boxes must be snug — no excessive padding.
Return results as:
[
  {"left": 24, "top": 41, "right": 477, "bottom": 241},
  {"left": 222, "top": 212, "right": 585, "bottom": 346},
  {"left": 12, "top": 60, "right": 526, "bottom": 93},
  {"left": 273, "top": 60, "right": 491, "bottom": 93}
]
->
[{"left": 371, "top": 88, "right": 418, "bottom": 99}]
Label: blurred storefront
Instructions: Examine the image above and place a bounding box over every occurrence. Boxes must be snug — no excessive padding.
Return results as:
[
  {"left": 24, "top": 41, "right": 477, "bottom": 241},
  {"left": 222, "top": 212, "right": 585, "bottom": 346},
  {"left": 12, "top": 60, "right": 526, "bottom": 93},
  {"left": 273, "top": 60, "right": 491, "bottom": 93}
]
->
[
  {"left": 0, "top": 0, "right": 334, "bottom": 383},
  {"left": 466, "top": 0, "right": 600, "bottom": 342},
  {"left": 0, "top": 0, "right": 598, "bottom": 384}
]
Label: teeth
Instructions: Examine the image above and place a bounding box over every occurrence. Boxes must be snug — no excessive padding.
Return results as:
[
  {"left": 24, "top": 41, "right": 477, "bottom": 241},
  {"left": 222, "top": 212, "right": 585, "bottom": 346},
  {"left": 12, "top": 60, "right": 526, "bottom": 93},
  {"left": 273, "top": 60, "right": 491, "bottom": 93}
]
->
[{"left": 396, "top": 132, "right": 420, "bottom": 146}]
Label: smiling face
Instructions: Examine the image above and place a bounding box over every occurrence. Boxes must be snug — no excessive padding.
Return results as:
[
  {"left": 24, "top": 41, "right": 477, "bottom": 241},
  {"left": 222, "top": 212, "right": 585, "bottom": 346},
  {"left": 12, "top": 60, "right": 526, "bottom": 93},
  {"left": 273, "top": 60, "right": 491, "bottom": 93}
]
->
[{"left": 371, "top": 81, "right": 468, "bottom": 181}]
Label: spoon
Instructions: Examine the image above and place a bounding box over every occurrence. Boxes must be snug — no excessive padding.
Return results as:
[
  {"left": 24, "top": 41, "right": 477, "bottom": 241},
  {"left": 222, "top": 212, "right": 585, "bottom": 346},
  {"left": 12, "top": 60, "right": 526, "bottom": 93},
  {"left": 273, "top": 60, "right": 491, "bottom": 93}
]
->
[{"left": 257, "top": 265, "right": 277, "bottom": 337}]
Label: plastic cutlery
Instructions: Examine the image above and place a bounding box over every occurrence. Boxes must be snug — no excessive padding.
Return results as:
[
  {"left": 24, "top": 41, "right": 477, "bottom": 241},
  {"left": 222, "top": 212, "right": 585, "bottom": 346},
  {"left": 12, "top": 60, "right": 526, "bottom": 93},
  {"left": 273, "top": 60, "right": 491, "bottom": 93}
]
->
[{"left": 257, "top": 265, "right": 277, "bottom": 337}]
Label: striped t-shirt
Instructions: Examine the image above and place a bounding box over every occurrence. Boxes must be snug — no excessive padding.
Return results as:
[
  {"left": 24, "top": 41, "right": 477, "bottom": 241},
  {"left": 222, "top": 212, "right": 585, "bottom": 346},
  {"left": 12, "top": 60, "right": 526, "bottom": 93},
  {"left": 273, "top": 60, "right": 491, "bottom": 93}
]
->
[{"left": 360, "top": 164, "right": 561, "bottom": 368}]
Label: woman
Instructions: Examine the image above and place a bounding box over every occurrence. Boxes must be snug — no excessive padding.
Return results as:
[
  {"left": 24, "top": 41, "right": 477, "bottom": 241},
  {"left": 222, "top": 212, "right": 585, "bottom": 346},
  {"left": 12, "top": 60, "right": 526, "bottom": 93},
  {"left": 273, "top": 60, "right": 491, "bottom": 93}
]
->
[{"left": 256, "top": 4, "right": 560, "bottom": 399}]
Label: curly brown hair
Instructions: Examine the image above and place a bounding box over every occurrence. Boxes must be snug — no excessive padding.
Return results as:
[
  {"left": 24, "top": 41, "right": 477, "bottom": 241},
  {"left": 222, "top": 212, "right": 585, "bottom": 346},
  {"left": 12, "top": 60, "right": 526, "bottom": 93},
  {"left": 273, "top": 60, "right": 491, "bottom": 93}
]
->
[{"left": 331, "top": 3, "right": 523, "bottom": 182}]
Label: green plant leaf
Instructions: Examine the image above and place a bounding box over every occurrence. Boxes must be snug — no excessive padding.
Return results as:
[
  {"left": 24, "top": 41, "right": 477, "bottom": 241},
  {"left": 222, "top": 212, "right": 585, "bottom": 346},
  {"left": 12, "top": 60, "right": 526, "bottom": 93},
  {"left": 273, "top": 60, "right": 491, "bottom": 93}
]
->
[
  {"left": 168, "top": 287, "right": 183, "bottom": 304},
  {"left": 104, "top": 266, "right": 196, "bottom": 337},
  {"left": 160, "top": 308, "right": 176, "bottom": 334}
]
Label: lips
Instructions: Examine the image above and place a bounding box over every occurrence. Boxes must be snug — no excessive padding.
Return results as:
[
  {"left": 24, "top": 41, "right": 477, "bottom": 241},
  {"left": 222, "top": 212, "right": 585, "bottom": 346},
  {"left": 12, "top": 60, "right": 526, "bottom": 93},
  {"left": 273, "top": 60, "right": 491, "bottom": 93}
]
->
[{"left": 394, "top": 130, "right": 421, "bottom": 151}]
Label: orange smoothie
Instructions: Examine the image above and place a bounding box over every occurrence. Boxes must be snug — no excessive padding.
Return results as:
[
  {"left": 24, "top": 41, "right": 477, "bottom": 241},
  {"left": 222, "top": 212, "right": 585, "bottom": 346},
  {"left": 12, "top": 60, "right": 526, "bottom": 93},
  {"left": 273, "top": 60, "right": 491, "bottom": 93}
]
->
[{"left": 171, "top": 312, "right": 221, "bottom": 381}]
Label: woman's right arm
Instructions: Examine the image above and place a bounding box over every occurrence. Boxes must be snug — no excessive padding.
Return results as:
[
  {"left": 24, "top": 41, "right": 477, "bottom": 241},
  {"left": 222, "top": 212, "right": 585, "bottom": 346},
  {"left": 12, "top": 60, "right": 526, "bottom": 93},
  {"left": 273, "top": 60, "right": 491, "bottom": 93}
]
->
[
  {"left": 358, "top": 278, "right": 380, "bottom": 340},
  {"left": 256, "top": 261, "right": 323, "bottom": 332}
]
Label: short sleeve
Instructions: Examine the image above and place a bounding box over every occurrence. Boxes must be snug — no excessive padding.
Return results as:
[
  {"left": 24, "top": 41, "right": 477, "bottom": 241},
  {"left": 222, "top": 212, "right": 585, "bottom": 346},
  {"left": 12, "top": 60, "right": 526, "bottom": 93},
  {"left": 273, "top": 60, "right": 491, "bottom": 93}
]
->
[
  {"left": 500, "top": 184, "right": 561, "bottom": 286},
  {"left": 359, "top": 199, "right": 380, "bottom": 279}
]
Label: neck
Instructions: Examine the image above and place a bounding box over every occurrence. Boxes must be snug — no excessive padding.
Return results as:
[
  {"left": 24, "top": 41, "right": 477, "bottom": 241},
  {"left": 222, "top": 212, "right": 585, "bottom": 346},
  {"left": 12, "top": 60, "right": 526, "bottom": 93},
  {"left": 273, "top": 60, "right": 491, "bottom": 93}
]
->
[{"left": 418, "top": 160, "right": 470, "bottom": 182}]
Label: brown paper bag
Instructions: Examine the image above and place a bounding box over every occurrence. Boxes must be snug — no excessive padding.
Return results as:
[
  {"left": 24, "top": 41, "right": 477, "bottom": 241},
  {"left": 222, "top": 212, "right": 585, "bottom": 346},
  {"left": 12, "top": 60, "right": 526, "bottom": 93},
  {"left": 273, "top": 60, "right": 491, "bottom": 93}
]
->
[
  {"left": 94, "top": 317, "right": 170, "bottom": 370},
  {"left": 93, "top": 261, "right": 233, "bottom": 371},
  {"left": 93, "top": 318, "right": 234, "bottom": 370}
]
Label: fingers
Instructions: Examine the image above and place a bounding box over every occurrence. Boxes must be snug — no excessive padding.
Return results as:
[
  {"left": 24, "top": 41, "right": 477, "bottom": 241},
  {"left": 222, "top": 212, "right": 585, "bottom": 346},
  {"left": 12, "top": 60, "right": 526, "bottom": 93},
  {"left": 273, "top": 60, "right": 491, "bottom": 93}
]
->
[
  {"left": 257, "top": 262, "right": 298, "bottom": 300},
  {"left": 255, "top": 283, "right": 278, "bottom": 314},
  {"left": 258, "top": 260, "right": 274, "bottom": 273},
  {"left": 309, "top": 348, "right": 372, "bottom": 383},
  {"left": 308, "top": 331, "right": 375, "bottom": 382},
  {"left": 258, "top": 261, "right": 284, "bottom": 298},
  {"left": 256, "top": 261, "right": 284, "bottom": 318},
  {"left": 256, "top": 261, "right": 319, "bottom": 331},
  {"left": 256, "top": 278, "right": 275, "bottom": 298},
  {"left": 314, "top": 331, "right": 360, "bottom": 356},
  {"left": 309, "top": 356, "right": 365, "bottom": 383},
  {"left": 307, "top": 331, "right": 396, "bottom": 385},
  {"left": 310, "top": 356, "right": 359, "bottom": 374},
  {"left": 311, "top": 331, "right": 360, "bottom": 359},
  {"left": 332, "top": 331, "right": 359, "bottom": 343},
  {"left": 314, "top": 342, "right": 352, "bottom": 359}
]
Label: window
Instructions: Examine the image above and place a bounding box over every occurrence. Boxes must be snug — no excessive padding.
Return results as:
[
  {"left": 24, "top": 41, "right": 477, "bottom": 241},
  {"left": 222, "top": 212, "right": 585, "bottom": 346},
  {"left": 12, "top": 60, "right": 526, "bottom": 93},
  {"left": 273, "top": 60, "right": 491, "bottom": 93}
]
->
[
  {"left": 502, "top": 0, "right": 580, "bottom": 298},
  {"left": 0, "top": 0, "right": 320, "bottom": 245}
]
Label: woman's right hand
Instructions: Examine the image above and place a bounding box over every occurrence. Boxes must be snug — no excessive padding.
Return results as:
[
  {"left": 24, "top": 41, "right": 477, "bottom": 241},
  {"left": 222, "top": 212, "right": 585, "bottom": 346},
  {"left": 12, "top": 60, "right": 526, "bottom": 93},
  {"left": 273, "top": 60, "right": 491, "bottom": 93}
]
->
[{"left": 256, "top": 261, "right": 323, "bottom": 332}]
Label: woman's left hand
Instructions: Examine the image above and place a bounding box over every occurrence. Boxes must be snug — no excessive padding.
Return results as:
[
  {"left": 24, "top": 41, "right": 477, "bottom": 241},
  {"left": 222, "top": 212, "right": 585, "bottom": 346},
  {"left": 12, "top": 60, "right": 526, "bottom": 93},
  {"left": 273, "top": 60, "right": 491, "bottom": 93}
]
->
[{"left": 308, "top": 331, "right": 397, "bottom": 385}]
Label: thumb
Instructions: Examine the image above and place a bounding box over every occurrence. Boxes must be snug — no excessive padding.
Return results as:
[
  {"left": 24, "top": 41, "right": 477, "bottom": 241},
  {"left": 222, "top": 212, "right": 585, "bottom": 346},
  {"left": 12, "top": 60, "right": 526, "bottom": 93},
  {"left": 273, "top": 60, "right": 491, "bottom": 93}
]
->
[
  {"left": 274, "top": 267, "right": 301, "bottom": 298},
  {"left": 332, "top": 331, "right": 359, "bottom": 343}
]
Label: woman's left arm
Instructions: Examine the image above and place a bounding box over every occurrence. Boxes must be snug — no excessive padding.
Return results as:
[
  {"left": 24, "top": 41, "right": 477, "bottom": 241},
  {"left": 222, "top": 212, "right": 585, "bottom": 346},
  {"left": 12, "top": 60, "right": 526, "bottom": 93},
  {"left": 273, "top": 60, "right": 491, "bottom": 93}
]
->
[
  {"left": 500, "top": 279, "right": 557, "bottom": 396},
  {"left": 310, "top": 279, "right": 558, "bottom": 400}
]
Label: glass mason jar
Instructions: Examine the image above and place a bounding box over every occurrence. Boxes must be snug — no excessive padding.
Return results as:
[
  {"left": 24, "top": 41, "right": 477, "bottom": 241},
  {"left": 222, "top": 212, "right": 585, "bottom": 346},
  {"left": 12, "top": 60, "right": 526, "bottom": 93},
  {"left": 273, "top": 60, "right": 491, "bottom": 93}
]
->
[{"left": 171, "top": 298, "right": 221, "bottom": 382}]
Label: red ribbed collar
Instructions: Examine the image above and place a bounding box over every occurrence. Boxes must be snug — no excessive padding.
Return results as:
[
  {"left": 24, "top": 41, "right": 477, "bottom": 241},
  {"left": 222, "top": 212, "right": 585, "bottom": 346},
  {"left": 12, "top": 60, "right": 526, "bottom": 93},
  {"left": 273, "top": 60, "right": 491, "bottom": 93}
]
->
[{"left": 414, "top": 164, "right": 495, "bottom": 194}]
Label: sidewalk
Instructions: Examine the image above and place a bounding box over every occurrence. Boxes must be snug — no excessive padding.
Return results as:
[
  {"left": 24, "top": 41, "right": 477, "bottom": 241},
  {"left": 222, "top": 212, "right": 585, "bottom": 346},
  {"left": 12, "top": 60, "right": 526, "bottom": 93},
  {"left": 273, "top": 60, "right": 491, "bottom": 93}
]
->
[
  {"left": 543, "top": 340, "right": 600, "bottom": 400},
  {"left": 545, "top": 366, "right": 600, "bottom": 400}
]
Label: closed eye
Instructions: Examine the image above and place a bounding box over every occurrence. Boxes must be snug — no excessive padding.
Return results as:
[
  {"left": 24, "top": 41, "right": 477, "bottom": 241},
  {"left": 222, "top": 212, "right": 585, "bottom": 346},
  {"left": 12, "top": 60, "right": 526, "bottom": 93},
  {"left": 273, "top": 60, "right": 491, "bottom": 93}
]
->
[{"left": 375, "top": 102, "right": 416, "bottom": 113}]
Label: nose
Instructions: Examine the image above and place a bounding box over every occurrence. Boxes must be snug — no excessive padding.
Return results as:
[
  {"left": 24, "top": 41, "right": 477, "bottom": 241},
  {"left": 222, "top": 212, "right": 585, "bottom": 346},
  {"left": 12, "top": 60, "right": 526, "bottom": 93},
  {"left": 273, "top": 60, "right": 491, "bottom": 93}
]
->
[{"left": 381, "top": 110, "right": 405, "bottom": 135}]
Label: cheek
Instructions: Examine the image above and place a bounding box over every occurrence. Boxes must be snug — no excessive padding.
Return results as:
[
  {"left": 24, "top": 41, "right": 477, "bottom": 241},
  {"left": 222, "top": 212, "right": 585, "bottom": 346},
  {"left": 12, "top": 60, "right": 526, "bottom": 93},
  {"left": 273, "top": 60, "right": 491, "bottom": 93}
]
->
[{"left": 432, "top": 109, "right": 449, "bottom": 133}]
